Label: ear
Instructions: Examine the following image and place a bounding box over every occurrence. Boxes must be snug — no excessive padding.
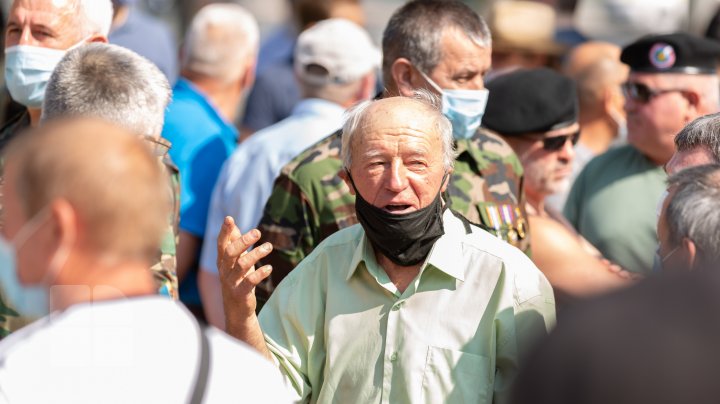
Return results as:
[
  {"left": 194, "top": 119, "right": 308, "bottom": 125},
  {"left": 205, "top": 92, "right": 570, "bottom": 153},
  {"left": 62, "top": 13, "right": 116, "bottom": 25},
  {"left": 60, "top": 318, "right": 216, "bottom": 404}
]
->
[
  {"left": 338, "top": 169, "right": 356, "bottom": 196},
  {"left": 390, "top": 58, "right": 420, "bottom": 97},
  {"left": 440, "top": 168, "right": 454, "bottom": 193},
  {"left": 683, "top": 91, "right": 701, "bottom": 117},
  {"left": 88, "top": 34, "right": 108, "bottom": 44},
  {"left": 239, "top": 60, "right": 257, "bottom": 92},
  {"left": 683, "top": 237, "right": 698, "bottom": 270},
  {"left": 49, "top": 199, "right": 78, "bottom": 251}
]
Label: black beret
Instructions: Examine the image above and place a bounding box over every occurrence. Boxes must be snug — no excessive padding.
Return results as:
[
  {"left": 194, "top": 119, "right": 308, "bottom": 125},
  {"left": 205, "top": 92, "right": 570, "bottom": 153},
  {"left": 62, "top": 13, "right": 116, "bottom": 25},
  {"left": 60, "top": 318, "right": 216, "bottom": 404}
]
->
[
  {"left": 482, "top": 68, "right": 578, "bottom": 136},
  {"left": 620, "top": 33, "right": 720, "bottom": 74}
]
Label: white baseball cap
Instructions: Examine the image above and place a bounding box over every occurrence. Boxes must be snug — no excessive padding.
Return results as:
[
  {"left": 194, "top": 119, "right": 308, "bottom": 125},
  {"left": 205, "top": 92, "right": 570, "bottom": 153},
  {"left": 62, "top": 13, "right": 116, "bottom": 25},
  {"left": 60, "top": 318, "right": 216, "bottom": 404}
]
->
[{"left": 294, "top": 18, "right": 380, "bottom": 86}]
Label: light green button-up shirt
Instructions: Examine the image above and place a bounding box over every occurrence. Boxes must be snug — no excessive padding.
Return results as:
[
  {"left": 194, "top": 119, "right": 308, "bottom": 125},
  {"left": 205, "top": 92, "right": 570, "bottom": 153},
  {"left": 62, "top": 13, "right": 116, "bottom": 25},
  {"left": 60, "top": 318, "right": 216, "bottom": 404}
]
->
[{"left": 259, "top": 210, "right": 555, "bottom": 403}]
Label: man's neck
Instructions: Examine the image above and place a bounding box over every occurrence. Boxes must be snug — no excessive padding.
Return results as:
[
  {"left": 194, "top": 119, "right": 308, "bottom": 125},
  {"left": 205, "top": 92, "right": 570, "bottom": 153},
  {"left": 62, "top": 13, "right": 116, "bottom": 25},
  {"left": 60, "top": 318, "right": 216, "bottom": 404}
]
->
[
  {"left": 376, "top": 253, "right": 422, "bottom": 294},
  {"left": 578, "top": 114, "right": 618, "bottom": 155},
  {"left": 525, "top": 187, "right": 547, "bottom": 217},
  {"left": 28, "top": 108, "right": 41, "bottom": 126},
  {"left": 52, "top": 259, "right": 157, "bottom": 312},
  {"left": 182, "top": 72, "right": 240, "bottom": 124}
]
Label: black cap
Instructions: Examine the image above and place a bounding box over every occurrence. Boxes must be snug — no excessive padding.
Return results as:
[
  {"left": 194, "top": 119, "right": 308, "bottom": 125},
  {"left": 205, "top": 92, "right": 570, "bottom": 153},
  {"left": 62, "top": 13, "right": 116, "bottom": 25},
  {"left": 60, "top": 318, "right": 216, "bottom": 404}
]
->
[
  {"left": 620, "top": 33, "right": 720, "bottom": 74},
  {"left": 482, "top": 68, "right": 578, "bottom": 136}
]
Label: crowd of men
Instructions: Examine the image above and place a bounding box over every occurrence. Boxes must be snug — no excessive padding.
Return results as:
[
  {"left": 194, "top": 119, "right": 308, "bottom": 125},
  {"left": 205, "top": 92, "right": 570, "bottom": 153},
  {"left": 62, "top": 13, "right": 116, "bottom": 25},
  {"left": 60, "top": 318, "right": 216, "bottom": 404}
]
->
[{"left": 1, "top": 0, "right": 720, "bottom": 402}]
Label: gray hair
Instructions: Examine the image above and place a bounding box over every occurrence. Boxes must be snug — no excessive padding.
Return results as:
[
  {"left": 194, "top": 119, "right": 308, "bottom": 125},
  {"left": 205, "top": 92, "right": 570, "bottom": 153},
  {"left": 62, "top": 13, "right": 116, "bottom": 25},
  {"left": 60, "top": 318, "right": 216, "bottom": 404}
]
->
[
  {"left": 41, "top": 43, "right": 170, "bottom": 137},
  {"left": 181, "top": 3, "right": 259, "bottom": 82},
  {"left": 381, "top": 0, "right": 491, "bottom": 79},
  {"left": 675, "top": 113, "right": 720, "bottom": 163},
  {"left": 666, "top": 163, "right": 720, "bottom": 265},
  {"left": 74, "top": 0, "right": 114, "bottom": 38},
  {"left": 341, "top": 89, "right": 456, "bottom": 170}
]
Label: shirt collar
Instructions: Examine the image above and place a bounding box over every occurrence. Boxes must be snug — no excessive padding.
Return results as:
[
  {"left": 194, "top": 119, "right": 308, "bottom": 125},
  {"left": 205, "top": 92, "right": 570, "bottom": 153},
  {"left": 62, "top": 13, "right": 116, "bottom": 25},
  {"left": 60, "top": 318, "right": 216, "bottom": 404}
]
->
[
  {"left": 345, "top": 209, "right": 466, "bottom": 282},
  {"left": 291, "top": 98, "right": 345, "bottom": 118}
]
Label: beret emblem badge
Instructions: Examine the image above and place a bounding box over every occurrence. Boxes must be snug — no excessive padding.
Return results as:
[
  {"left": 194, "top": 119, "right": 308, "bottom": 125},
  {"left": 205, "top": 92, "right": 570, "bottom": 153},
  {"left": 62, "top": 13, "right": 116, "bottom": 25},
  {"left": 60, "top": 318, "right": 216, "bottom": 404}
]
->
[{"left": 649, "top": 43, "right": 676, "bottom": 69}]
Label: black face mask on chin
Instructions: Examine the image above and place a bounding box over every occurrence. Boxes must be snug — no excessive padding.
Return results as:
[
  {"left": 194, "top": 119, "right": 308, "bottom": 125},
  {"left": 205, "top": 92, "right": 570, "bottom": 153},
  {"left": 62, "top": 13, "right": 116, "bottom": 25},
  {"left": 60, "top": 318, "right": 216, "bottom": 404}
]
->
[{"left": 346, "top": 170, "right": 447, "bottom": 267}]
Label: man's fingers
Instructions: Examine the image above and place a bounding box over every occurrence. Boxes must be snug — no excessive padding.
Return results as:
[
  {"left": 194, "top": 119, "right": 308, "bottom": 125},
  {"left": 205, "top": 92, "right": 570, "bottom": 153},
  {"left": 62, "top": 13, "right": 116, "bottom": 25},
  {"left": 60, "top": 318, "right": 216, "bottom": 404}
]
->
[
  {"left": 236, "top": 242, "right": 273, "bottom": 275},
  {"left": 243, "top": 265, "right": 273, "bottom": 289},
  {"left": 217, "top": 217, "right": 242, "bottom": 268}
]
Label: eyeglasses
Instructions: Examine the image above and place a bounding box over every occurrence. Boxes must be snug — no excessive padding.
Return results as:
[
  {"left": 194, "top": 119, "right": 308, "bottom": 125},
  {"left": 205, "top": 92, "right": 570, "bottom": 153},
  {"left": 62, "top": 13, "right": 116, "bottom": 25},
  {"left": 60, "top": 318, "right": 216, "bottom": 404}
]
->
[
  {"left": 622, "top": 81, "right": 687, "bottom": 104},
  {"left": 521, "top": 130, "right": 581, "bottom": 151}
]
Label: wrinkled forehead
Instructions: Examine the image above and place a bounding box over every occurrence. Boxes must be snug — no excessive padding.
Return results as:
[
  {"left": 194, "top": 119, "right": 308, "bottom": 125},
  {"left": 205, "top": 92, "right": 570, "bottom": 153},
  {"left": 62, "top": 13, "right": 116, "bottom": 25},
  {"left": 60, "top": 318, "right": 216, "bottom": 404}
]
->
[{"left": 9, "top": 0, "right": 79, "bottom": 28}]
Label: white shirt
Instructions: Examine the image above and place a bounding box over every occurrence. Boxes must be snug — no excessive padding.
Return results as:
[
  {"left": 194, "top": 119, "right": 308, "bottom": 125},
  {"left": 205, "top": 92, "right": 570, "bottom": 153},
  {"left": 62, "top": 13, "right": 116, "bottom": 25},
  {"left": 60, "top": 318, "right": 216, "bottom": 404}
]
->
[
  {"left": 200, "top": 98, "right": 345, "bottom": 273},
  {"left": 0, "top": 296, "right": 291, "bottom": 403}
]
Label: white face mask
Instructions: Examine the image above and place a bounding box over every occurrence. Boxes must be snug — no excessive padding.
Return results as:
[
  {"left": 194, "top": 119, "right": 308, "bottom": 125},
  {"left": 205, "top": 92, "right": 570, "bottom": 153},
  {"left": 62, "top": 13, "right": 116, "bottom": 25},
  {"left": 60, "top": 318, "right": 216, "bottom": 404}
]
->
[
  {"left": 0, "top": 208, "right": 68, "bottom": 318},
  {"left": 4, "top": 37, "right": 89, "bottom": 108},
  {"left": 609, "top": 106, "right": 628, "bottom": 146},
  {"left": 417, "top": 69, "right": 490, "bottom": 140}
]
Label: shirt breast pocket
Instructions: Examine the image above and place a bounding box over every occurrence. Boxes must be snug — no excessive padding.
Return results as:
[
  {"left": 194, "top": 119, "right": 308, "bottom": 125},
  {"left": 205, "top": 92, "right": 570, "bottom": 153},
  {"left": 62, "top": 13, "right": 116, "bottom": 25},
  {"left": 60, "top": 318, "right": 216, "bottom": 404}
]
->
[{"left": 421, "top": 346, "right": 492, "bottom": 404}]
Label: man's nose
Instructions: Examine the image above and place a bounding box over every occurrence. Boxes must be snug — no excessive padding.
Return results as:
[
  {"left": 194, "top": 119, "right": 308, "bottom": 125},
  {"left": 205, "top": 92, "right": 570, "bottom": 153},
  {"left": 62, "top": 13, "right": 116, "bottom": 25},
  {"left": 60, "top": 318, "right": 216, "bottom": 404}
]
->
[
  {"left": 558, "top": 137, "right": 575, "bottom": 162},
  {"left": 386, "top": 159, "right": 409, "bottom": 192}
]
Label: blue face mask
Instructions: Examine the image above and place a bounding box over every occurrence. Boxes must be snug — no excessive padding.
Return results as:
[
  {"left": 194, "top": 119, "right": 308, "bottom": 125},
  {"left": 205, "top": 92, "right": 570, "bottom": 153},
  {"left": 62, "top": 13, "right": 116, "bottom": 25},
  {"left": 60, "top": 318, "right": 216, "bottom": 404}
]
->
[
  {"left": 418, "top": 70, "right": 490, "bottom": 140},
  {"left": 4, "top": 39, "right": 88, "bottom": 109},
  {"left": 0, "top": 208, "right": 59, "bottom": 319}
]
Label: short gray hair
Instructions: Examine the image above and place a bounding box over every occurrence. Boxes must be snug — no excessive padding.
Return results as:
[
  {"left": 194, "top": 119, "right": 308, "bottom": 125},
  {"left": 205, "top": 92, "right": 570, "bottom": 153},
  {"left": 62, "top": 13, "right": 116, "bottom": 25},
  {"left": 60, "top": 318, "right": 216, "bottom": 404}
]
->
[
  {"left": 181, "top": 3, "right": 259, "bottom": 82},
  {"left": 666, "top": 163, "right": 720, "bottom": 265},
  {"left": 341, "top": 89, "right": 455, "bottom": 170},
  {"left": 381, "top": 0, "right": 491, "bottom": 79},
  {"left": 42, "top": 43, "right": 170, "bottom": 137},
  {"left": 74, "top": 0, "right": 114, "bottom": 38},
  {"left": 675, "top": 113, "right": 720, "bottom": 163}
]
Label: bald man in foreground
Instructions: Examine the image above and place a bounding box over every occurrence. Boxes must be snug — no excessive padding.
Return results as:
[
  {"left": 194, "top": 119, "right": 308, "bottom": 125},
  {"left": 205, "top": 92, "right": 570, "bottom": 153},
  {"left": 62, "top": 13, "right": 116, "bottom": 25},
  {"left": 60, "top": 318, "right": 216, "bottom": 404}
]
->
[{"left": 0, "top": 119, "right": 290, "bottom": 402}]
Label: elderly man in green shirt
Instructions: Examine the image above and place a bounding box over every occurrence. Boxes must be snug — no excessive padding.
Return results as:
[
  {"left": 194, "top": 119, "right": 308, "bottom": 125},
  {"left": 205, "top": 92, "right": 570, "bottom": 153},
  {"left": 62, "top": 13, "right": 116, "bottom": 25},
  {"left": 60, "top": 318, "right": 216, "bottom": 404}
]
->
[{"left": 217, "top": 94, "right": 556, "bottom": 403}]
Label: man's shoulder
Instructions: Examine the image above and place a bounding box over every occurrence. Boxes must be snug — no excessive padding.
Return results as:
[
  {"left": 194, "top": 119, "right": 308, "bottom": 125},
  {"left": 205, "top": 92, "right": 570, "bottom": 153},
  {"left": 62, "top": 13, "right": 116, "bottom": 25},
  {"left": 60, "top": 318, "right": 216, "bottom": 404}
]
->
[
  {"left": 463, "top": 128, "right": 523, "bottom": 173},
  {"left": 281, "top": 129, "right": 343, "bottom": 177}
]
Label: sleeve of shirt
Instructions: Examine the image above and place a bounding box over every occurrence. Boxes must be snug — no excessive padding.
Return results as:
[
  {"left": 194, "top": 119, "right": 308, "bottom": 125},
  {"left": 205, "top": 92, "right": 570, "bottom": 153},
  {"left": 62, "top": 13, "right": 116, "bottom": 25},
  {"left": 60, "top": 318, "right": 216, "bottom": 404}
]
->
[
  {"left": 493, "top": 255, "right": 556, "bottom": 404},
  {"left": 258, "top": 260, "right": 327, "bottom": 402},
  {"left": 563, "top": 165, "right": 586, "bottom": 229},
  {"left": 199, "top": 169, "right": 227, "bottom": 274},
  {"left": 256, "top": 172, "right": 318, "bottom": 288}
]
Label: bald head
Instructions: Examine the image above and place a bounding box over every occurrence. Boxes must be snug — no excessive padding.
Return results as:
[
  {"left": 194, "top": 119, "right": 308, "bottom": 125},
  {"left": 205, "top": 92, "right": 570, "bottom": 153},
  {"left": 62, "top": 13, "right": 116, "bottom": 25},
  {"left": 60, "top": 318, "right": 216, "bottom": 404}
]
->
[
  {"left": 3, "top": 119, "right": 168, "bottom": 261},
  {"left": 564, "top": 41, "right": 628, "bottom": 117},
  {"left": 564, "top": 41, "right": 622, "bottom": 77},
  {"left": 341, "top": 91, "right": 455, "bottom": 170}
]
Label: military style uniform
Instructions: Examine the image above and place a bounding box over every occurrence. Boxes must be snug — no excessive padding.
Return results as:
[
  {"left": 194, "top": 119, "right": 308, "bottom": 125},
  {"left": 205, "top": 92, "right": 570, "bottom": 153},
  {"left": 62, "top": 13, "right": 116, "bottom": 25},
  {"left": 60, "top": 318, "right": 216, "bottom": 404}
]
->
[
  {"left": 0, "top": 115, "right": 181, "bottom": 337},
  {"left": 256, "top": 127, "right": 530, "bottom": 300}
]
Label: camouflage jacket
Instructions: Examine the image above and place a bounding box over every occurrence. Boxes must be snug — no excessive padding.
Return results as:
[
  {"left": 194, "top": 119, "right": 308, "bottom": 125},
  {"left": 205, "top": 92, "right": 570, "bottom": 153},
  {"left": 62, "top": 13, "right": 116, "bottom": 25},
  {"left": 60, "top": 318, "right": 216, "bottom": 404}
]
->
[
  {"left": 256, "top": 127, "right": 530, "bottom": 300},
  {"left": 0, "top": 119, "right": 180, "bottom": 337}
]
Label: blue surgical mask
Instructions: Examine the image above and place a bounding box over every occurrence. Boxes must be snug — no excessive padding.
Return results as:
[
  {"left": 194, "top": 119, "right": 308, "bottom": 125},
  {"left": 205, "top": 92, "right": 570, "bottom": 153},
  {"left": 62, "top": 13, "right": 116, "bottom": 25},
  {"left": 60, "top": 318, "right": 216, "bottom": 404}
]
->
[
  {"left": 0, "top": 208, "right": 60, "bottom": 319},
  {"left": 418, "top": 70, "right": 489, "bottom": 140},
  {"left": 4, "top": 38, "right": 88, "bottom": 109}
]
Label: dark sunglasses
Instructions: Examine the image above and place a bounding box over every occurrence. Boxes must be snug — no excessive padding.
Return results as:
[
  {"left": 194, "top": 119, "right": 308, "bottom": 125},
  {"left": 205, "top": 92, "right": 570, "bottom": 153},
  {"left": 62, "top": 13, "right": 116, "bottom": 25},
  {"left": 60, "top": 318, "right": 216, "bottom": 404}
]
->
[
  {"left": 622, "top": 81, "right": 686, "bottom": 104},
  {"left": 521, "top": 130, "right": 580, "bottom": 151}
]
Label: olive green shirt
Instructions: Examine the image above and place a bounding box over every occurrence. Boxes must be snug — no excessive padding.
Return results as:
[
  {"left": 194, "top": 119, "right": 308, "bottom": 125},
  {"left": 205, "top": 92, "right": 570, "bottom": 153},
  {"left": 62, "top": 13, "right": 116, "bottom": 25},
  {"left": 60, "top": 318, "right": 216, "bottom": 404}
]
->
[{"left": 259, "top": 210, "right": 555, "bottom": 403}]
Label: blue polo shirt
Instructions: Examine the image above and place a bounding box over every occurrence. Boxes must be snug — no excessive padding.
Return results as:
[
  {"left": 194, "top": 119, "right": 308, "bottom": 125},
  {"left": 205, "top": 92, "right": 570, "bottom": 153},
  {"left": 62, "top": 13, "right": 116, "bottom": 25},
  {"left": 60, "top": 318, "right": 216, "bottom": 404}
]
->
[{"left": 162, "top": 78, "right": 239, "bottom": 238}]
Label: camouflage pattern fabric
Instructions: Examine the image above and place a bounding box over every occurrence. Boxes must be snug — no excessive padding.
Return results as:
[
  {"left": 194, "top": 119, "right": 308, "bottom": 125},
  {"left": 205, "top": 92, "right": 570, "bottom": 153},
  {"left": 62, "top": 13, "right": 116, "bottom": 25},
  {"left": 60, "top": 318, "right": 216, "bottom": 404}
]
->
[
  {"left": 143, "top": 136, "right": 181, "bottom": 301},
  {"left": 256, "top": 127, "right": 530, "bottom": 301}
]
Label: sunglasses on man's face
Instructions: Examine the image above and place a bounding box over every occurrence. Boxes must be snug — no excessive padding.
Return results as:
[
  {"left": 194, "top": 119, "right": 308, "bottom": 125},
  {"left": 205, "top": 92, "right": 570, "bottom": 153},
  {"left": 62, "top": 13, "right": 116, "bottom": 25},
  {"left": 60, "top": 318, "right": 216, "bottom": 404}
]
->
[
  {"left": 621, "top": 81, "right": 686, "bottom": 104},
  {"left": 522, "top": 130, "right": 580, "bottom": 151}
]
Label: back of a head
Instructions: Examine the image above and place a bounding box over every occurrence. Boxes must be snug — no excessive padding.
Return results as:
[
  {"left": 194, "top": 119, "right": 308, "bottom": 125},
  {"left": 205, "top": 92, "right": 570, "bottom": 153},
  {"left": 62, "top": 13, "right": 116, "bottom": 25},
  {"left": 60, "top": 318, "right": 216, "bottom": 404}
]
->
[
  {"left": 565, "top": 42, "right": 627, "bottom": 113},
  {"left": 294, "top": 18, "right": 379, "bottom": 101},
  {"left": 182, "top": 3, "right": 260, "bottom": 83},
  {"left": 74, "top": 0, "right": 114, "bottom": 38},
  {"left": 381, "top": 0, "right": 491, "bottom": 80},
  {"left": 4, "top": 119, "right": 168, "bottom": 261},
  {"left": 666, "top": 163, "right": 720, "bottom": 266},
  {"left": 674, "top": 113, "right": 720, "bottom": 162},
  {"left": 42, "top": 43, "right": 170, "bottom": 137}
]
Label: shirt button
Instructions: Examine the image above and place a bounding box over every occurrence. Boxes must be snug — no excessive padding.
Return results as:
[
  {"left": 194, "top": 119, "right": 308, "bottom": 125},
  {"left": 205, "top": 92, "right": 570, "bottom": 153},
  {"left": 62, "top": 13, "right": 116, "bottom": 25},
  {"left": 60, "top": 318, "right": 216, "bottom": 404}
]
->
[
  {"left": 392, "top": 301, "right": 404, "bottom": 311},
  {"left": 390, "top": 352, "right": 398, "bottom": 362}
]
